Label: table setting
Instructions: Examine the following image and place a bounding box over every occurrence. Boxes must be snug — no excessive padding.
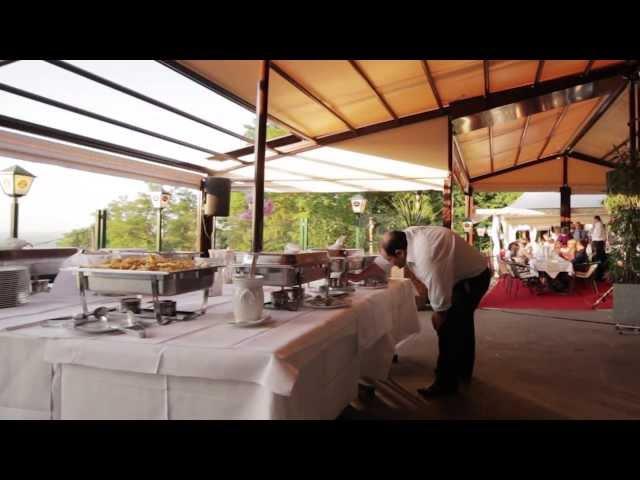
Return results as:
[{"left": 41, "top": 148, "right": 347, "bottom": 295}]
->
[{"left": 0, "top": 250, "right": 420, "bottom": 420}]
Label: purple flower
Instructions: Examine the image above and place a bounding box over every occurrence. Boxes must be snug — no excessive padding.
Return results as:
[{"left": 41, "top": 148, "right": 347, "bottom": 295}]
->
[{"left": 238, "top": 195, "right": 274, "bottom": 221}]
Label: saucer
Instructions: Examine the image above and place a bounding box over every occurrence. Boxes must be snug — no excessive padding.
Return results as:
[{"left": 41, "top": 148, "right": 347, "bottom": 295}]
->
[{"left": 227, "top": 314, "right": 272, "bottom": 327}]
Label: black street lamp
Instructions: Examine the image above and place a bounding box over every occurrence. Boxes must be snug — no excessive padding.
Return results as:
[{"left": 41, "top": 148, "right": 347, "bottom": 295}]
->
[{"left": 0, "top": 165, "right": 36, "bottom": 239}]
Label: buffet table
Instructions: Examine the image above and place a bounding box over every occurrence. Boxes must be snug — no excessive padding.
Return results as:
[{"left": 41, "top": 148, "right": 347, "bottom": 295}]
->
[{"left": 0, "top": 279, "right": 419, "bottom": 420}]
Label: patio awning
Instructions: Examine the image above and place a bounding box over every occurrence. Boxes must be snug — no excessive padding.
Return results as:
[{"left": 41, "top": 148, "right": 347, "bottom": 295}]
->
[{"left": 0, "top": 59, "right": 636, "bottom": 194}]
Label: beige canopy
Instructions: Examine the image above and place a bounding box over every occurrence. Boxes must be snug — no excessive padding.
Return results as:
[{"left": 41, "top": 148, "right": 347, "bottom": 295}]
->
[{"left": 177, "top": 60, "right": 632, "bottom": 193}]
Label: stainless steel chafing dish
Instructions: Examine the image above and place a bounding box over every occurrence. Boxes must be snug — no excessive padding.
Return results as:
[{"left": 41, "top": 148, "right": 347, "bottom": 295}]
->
[
  {"left": 71, "top": 264, "right": 220, "bottom": 323},
  {"left": 75, "top": 266, "right": 217, "bottom": 296},
  {"left": 232, "top": 251, "right": 330, "bottom": 287}
]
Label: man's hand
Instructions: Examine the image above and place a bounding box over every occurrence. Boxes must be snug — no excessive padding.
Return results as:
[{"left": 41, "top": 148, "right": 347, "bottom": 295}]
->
[{"left": 431, "top": 311, "right": 447, "bottom": 331}]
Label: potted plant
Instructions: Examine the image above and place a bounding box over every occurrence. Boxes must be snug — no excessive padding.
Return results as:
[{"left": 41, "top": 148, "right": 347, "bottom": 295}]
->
[{"left": 605, "top": 147, "right": 640, "bottom": 326}]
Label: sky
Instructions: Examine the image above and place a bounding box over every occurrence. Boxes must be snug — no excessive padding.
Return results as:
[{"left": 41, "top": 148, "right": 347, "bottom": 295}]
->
[{"left": 0, "top": 60, "right": 256, "bottom": 243}]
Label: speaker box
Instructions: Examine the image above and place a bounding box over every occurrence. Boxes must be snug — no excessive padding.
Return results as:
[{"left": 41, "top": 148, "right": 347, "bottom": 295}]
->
[{"left": 203, "top": 177, "right": 231, "bottom": 217}]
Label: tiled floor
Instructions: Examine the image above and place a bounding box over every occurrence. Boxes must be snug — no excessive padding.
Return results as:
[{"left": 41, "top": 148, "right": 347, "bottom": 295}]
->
[{"left": 339, "top": 308, "right": 640, "bottom": 420}]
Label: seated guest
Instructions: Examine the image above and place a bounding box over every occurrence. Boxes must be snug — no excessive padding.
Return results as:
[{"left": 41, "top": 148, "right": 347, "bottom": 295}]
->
[
  {"left": 557, "top": 227, "right": 571, "bottom": 246},
  {"left": 573, "top": 222, "right": 587, "bottom": 243},
  {"left": 572, "top": 241, "right": 590, "bottom": 273},
  {"left": 560, "top": 239, "right": 577, "bottom": 262},
  {"left": 505, "top": 241, "right": 521, "bottom": 261}
]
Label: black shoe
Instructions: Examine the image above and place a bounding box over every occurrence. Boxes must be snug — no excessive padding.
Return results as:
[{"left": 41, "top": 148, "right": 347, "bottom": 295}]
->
[{"left": 417, "top": 383, "right": 457, "bottom": 399}]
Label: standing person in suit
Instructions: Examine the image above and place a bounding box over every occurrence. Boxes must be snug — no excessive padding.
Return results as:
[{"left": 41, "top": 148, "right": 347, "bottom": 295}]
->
[{"left": 590, "top": 216, "right": 607, "bottom": 280}]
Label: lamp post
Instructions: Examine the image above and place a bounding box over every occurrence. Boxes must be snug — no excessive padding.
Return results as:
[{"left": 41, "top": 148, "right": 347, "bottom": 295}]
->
[
  {"left": 350, "top": 194, "right": 367, "bottom": 249},
  {"left": 0, "top": 165, "right": 36, "bottom": 239},
  {"left": 151, "top": 189, "right": 171, "bottom": 252}
]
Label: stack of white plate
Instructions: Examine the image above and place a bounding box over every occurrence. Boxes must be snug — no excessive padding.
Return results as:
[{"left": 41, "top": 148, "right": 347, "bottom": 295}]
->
[{"left": 0, "top": 266, "right": 30, "bottom": 308}]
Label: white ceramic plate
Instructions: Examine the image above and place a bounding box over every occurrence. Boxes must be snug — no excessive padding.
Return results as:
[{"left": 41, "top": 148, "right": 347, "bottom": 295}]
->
[{"left": 227, "top": 314, "right": 272, "bottom": 328}]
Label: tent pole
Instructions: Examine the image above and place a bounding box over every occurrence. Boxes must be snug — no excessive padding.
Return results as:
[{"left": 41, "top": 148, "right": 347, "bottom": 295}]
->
[
  {"left": 443, "top": 118, "right": 453, "bottom": 229},
  {"left": 252, "top": 60, "right": 270, "bottom": 253},
  {"left": 465, "top": 186, "right": 474, "bottom": 245}
]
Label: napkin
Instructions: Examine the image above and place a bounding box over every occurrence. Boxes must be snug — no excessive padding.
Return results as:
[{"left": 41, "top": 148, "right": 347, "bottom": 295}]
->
[
  {"left": 284, "top": 243, "right": 301, "bottom": 254},
  {"left": 329, "top": 236, "right": 346, "bottom": 249}
]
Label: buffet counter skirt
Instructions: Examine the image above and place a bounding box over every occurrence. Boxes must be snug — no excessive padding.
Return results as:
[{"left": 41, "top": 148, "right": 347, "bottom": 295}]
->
[{"left": 0, "top": 279, "right": 419, "bottom": 420}]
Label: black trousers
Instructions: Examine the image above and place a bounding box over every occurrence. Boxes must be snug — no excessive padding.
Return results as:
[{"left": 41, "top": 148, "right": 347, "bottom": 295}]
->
[
  {"left": 435, "top": 268, "right": 491, "bottom": 389},
  {"left": 592, "top": 240, "right": 606, "bottom": 280}
]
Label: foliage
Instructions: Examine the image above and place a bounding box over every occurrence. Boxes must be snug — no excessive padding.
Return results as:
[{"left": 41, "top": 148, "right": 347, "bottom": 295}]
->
[
  {"left": 58, "top": 184, "right": 198, "bottom": 251},
  {"left": 605, "top": 149, "right": 640, "bottom": 284}
]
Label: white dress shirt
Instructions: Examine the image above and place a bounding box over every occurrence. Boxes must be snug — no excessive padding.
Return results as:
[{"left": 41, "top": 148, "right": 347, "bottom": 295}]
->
[
  {"left": 374, "top": 226, "right": 488, "bottom": 312},
  {"left": 591, "top": 221, "right": 606, "bottom": 242}
]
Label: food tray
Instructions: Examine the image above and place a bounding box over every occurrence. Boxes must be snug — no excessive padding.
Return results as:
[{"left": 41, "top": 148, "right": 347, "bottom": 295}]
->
[
  {"left": 74, "top": 266, "right": 218, "bottom": 296},
  {"left": 234, "top": 251, "right": 330, "bottom": 267}
]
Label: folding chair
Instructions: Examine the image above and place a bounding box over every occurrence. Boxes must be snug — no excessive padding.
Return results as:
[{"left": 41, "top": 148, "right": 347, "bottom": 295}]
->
[
  {"left": 574, "top": 262, "right": 600, "bottom": 294},
  {"left": 505, "top": 261, "right": 540, "bottom": 297}
]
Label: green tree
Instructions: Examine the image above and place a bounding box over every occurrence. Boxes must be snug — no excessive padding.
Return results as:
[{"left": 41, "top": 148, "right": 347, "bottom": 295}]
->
[{"left": 58, "top": 184, "right": 199, "bottom": 251}]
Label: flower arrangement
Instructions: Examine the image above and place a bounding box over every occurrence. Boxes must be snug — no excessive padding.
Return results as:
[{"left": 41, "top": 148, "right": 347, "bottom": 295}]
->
[{"left": 239, "top": 193, "right": 274, "bottom": 221}]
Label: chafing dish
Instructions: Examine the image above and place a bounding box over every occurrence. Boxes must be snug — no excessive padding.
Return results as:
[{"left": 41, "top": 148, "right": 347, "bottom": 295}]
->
[
  {"left": 72, "top": 265, "right": 219, "bottom": 323},
  {"left": 232, "top": 251, "right": 330, "bottom": 287}
]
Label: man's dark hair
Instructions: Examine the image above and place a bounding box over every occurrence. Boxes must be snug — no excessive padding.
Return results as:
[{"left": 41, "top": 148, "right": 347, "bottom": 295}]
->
[
  {"left": 594, "top": 215, "right": 601, "bottom": 222},
  {"left": 382, "top": 230, "right": 408, "bottom": 256}
]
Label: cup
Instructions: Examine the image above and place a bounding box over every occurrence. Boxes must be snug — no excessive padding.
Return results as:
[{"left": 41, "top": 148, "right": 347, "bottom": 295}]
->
[{"left": 232, "top": 275, "right": 264, "bottom": 323}]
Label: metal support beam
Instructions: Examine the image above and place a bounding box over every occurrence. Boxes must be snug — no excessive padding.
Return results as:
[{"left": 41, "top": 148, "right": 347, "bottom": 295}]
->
[
  {"left": 421, "top": 61, "right": 443, "bottom": 108},
  {"left": 252, "top": 60, "right": 270, "bottom": 253},
  {"left": 197, "top": 182, "right": 213, "bottom": 255},
  {"left": 450, "top": 61, "right": 635, "bottom": 120},
  {"left": 270, "top": 62, "right": 356, "bottom": 132},
  {"left": 0, "top": 113, "right": 213, "bottom": 175},
  {"left": 568, "top": 151, "right": 618, "bottom": 169},
  {"left": 349, "top": 60, "right": 398, "bottom": 121},
  {"left": 565, "top": 79, "right": 628, "bottom": 153},
  {"left": 158, "top": 60, "right": 315, "bottom": 143},
  {"left": 46, "top": 60, "right": 252, "bottom": 144},
  {"left": 534, "top": 61, "right": 545, "bottom": 84},
  {"left": 584, "top": 61, "right": 595, "bottom": 76},
  {"left": 563, "top": 155, "right": 568, "bottom": 185},
  {"left": 225, "top": 134, "right": 302, "bottom": 159},
  {"left": 484, "top": 61, "right": 490, "bottom": 97},
  {"left": 443, "top": 120, "right": 453, "bottom": 229},
  {"left": 471, "top": 154, "right": 562, "bottom": 182},
  {"left": 465, "top": 187, "right": 474, "bottom": 245},
  {"left": 629, "top": 74, "right": 638, "bottom": 166},
  {"left": 560, "top": 185, "right": 571, "bottom": 229},
  {"left": 537, "top": 106, "right": 568, "bottom": 159},
  {"left": 0, "top": 82, "right": 238, "bottom": 161},
  {"left": 514, "top": 116, "right": 530, "bottom": 166},
  {"left": 488, "top": 125, "right": 495, "bottom": 172}
]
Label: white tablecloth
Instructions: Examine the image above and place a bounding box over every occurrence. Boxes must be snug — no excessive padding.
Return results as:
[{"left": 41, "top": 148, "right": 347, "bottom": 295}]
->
[
  {"left": 530, "top": 257, "right": 574, "bottom": 279},
  {"left": 0, "top": 279, "right": 419, "bottom": 419}
]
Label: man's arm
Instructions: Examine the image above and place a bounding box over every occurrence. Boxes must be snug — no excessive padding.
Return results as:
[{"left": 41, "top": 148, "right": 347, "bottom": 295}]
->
[
  {"left": 346, "top": 262, "right": 387, "bottom": 283},
  {"left": 403, "top": 264, "right": 429, "bottom": 299}
]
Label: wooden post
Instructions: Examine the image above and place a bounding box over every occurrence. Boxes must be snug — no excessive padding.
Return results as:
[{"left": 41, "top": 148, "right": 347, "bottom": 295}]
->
[
  {"left": 560, "top": 185, "right": 571, "bottom": 229},
  {"left": 197, "top": 181, "right": 213, "bottom": 256},
  {"left": 630, "top": 75, "right": 638, "bottom": 166},
  {"left": 252, "top": 60, "right": 270, "bottom": 253},
  {"left": 443, "top": 119, "right": 453, "bottom": 229},
  {"left": 465, "top": 187, "right": 474, "bottom": 245}
]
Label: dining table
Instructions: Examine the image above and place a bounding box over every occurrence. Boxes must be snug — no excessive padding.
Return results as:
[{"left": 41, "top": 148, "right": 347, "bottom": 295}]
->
[{"left": 0, "top": 275, "right": 419, "bottom": 420}]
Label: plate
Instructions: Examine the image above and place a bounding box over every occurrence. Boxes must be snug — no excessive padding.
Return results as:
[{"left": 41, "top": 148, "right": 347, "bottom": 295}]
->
[
  {"left": 356, "top": 284, "right": 388, "bottom": 290},
  {"left": 74, "top": 321, "right": 122, "bottom": 334},
  {"left": 304, "top": 299, "right": 351, "bottom": 309},
  {"left": 227, "top": 314, "right": 272, "bottom": 327}
]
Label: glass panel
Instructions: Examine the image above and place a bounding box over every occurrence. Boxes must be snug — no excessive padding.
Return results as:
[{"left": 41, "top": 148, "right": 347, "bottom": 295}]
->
[
  {"left": 67, "top": 60, "right": 255, "bottom": 141},
  {"left": 0, "top": 61, "right": 249, "bottom": 154},
  {"left": 268, "top": 157, "right": 386, "bottom": 180},
  {"left": 269, "top": 180, "right": 360, "bottom": 192},
  {"left": 0, "top": 89, "right": 218, "bottom": 169}
]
